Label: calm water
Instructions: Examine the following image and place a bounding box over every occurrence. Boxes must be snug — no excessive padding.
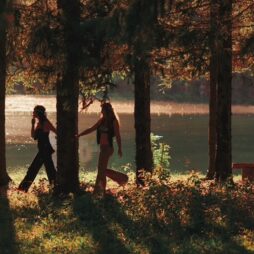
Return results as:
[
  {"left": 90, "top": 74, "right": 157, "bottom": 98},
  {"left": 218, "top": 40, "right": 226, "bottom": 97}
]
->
[{"left": 6, "top": 112, "right": 254, "bottom": 173}]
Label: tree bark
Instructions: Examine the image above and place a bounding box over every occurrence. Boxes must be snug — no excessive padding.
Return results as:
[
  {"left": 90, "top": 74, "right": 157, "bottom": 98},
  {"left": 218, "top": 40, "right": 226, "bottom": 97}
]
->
[
  {"left": 55, "top": 0, "right": 81, "bottom": 194},
  {"left": 134, "top": 58, "right": 153, "bottom": 185},
  {"left": 214, "top": 0, "right": 232, "bottom": 181},
  {"left": 130, "top": 0, "right": 157, "bottom": 185},
  {"left": 207, "top": 0, "right": 218, "bottom": 179},
  {"left": 0, "top": 1, "right": 11, "bottom": 186}
]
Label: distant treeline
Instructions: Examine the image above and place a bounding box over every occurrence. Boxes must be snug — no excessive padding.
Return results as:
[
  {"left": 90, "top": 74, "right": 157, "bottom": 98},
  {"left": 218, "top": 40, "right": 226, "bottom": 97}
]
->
[
  {"left": 11, "top": 72, "right": 254, "bottom": 105},
  {"left": 151, "top": 73, "right": 254, "bottom": 104},
  {"left": 111, "top": 72, "right": 254, "bottom": 104}
]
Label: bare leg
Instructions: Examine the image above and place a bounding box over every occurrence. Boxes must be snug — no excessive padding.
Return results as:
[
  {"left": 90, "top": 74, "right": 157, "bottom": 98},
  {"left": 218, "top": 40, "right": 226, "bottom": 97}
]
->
[
  {"left": 106, "top": 169, "right": 128, "bottom": 186},
  {"left": 94, "top": 146, "right": 113, "bottom": 195}
]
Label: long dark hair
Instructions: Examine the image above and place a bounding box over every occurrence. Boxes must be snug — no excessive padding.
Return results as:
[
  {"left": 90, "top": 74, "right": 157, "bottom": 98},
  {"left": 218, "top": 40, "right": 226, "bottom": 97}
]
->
[
  {"left": 34, "top": 105, "right": 47, "bottom": 125},
  {"left": 101, "top": 102, "right": 118, "bottom": 128}
]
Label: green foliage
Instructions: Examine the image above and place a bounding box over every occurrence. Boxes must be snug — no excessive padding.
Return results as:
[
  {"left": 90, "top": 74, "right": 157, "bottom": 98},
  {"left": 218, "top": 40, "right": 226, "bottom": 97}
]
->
[
  {"left": 151, "top": 133, "right": 171, "bottom": 170},
  {"left": 28, "top": 24, "right": 61, "bottom": 58}
]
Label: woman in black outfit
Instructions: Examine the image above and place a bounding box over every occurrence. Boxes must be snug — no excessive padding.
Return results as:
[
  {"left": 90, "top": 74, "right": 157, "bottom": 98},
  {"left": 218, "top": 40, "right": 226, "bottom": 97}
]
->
[{"left": 18, "top": 105, "right": 57, "bottom": 192}]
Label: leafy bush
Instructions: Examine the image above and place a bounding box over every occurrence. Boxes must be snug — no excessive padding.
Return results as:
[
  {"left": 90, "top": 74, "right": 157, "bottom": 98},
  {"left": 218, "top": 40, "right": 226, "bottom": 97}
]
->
[{"left": 151, "top": 133, "right": 171, "bottom": 170}]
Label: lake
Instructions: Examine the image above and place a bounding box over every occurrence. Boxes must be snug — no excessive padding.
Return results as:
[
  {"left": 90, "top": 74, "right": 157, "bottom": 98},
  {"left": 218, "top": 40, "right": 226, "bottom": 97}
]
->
[{"left": 5, "top": 98, "right": 254, "bottom": 174}]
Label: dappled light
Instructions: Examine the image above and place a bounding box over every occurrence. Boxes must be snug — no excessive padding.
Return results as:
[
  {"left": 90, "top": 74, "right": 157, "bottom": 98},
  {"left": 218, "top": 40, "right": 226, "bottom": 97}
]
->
[
  {"left": 1, "top": 0, "right": 254, "bottom": 252},
  {"left": 2, "top": 174, "right": 254, "bottom": 253},
  {"left": 6, "top": 95, "right": 254, "bottom": 116}
]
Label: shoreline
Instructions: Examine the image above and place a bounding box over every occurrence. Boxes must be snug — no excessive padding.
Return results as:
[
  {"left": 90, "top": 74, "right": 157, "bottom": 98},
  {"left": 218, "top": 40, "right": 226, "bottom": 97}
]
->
[{"left": 6, "top": 94, "right": 254, "bottom": 115}]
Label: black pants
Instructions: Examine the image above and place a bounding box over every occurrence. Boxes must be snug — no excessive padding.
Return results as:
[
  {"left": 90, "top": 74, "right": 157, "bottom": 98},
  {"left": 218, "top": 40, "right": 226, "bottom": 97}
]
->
[{"left": 18, "top": 151, "right": 56, "bottom": 192}]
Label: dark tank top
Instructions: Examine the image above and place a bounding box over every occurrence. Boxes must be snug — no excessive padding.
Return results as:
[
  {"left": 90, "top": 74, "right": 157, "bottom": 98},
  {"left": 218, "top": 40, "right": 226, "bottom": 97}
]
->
[
  {"left": 34, "top": 128, "right": 54, "bottom": 154},
  {"left": 96, "top": 119, "right": 115, "bottom": 147}
]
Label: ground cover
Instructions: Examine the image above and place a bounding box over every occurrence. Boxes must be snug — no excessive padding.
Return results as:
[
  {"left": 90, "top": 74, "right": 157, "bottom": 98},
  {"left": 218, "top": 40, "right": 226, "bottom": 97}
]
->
[{"left": 1, "top": 170, "right": 253, "bottom": 254}]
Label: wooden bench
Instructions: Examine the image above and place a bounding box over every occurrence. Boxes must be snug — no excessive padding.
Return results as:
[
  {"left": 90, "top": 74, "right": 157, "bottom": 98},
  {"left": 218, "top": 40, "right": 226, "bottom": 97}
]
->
[{"left": 232, "top": 163, "right": 254, "bottom": 181}]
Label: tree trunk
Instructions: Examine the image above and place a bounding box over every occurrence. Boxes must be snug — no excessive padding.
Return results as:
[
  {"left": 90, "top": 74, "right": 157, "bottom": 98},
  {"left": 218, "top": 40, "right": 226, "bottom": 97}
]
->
[
  {"left": 215, "top": 0, "right": 232, "bottom": 181},
  {"left": 206, "top": 0, "right": 218, "bottom": 179},
  {"left": 207, "top": 74, "right": 217, "bottom": 179},
  {"left": 54, "top": 0, "right": 81, "bottom": 194},
  {"left": 134, "top": 58, "right": 153, "bottom": 185},
  {"left": 0, "top": 1, "right": 11, "bottom": 186}
]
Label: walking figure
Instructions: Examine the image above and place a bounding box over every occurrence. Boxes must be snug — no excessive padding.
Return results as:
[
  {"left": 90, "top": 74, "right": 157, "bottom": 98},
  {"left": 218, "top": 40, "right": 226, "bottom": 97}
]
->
[
  {"left": 18, "top": 105, "right": 57, "bottom": 192},
  {"left": 77, "top": 102, "right": 128, "bottom": 196}
]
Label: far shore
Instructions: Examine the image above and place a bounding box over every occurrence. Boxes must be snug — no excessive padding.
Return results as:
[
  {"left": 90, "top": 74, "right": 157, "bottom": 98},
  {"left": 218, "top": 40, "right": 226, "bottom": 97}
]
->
[{"left": 6, "top": 94, "right": 254, "bottom": 115}]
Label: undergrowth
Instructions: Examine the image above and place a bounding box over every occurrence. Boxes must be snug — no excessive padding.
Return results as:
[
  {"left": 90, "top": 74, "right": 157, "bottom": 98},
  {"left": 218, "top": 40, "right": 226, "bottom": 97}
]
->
[{"left": 0, "top": 169, "right": 254, "bottom": 254}]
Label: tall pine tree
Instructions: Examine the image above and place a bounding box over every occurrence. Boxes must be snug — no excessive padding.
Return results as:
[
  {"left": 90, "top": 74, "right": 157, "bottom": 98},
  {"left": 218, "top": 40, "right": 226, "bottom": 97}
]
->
[
  {"left": 54, "top": 0, "right": 81, "bottom": 194},
  {"left": 0, "top": 0, "right": 11, "bottom": 186},
  {"left": 214, "top": 0, "right": 232, "bottom": 181},
  {"left": 126, "top": 0, "right": 162, "bottom": 185}
]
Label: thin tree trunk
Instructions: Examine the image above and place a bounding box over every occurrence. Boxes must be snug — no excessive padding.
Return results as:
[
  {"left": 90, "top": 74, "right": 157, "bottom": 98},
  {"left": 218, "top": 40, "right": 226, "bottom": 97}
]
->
[
  {"left": 207, "top": 76, "right": 217, "bottom": 179},
  {"left": 54, "top": 0, "right": 81, "bottom": 194},
  {"left": 206, "top": 0, "right": 218, "bottom": 179},
  {"left": 132, "top": 0, "right": 158, "bottom": 185},
  {"left": 0, "top": 2, "right": 11, "bottom": 186},
  {"left": 215, "top": 0, "right": 232, "bottom": 181},
  {"left": 134, "top": 58, "right": 153, "bottom": 185}
]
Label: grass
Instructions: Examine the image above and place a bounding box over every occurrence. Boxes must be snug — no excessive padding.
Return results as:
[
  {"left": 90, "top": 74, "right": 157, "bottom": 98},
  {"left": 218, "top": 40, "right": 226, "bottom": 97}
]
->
[{"left": 0, "top": 168, "right": 254, "bottom": 254}]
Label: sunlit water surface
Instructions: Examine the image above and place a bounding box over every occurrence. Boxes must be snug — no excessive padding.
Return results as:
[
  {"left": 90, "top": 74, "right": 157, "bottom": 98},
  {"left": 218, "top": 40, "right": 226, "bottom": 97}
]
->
[{"left": 6, "top": 111, "right": 254, "bottom": 174}]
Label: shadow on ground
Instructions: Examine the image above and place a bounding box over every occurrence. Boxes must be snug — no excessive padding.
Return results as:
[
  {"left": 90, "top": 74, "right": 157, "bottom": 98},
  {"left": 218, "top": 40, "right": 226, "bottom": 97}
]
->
[{"left": 0, "top": 185, "right": 19, "bottom": 254}]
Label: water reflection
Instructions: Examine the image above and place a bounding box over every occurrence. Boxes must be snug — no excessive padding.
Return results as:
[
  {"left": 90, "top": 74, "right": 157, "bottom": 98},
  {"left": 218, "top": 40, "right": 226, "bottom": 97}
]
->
[
  {"left": 6, "top": 113, "right": 136, "bottom": 172},
  {"left": 6, "top": 112, "right": 254, "bottom": 173}
]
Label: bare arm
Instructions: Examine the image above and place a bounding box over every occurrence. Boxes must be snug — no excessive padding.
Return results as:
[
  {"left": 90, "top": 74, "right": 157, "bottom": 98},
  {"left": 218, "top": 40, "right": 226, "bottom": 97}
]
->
[
  {"left": 114, "top": 120, "right": 122, "bottom": 157},
  {"left": 46, "top": 120, "right": 57, "bottom": 134},
  {"left": 31, "top": 118, "right": 36, "bottom": 138},
  {"left": 78, "top": 119, "right": 102, "bottom": 137}
]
